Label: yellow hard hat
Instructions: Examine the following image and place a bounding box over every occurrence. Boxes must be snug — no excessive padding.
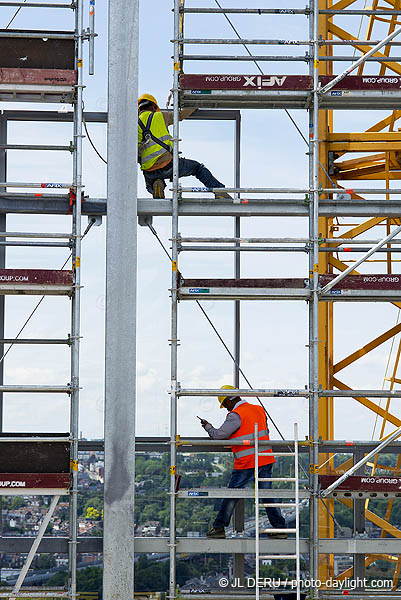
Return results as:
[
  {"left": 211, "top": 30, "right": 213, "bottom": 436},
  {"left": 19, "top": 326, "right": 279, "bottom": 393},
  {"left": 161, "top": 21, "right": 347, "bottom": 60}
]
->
[
  {"left": 138, "top": 93, "right": 160, "bottom": 112},
  {"left": 218, "top": 384, "right": 237, "bottom": 408}
]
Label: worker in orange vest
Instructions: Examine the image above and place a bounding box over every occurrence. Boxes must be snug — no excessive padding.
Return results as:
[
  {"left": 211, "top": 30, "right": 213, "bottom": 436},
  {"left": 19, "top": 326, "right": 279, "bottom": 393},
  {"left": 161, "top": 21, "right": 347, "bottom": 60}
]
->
[{"left": 200, "top": 385, "right": 287, "bottom": 539}]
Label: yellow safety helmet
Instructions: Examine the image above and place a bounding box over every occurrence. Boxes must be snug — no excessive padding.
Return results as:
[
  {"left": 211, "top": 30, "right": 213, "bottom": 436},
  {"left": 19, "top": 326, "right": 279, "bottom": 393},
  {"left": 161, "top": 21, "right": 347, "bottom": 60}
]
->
[
  {"left": 218, "top": 384, "right": 237, "bottom": 408},
  {"left": 138, "top": 93, "right": 160, "bottom": 112}
]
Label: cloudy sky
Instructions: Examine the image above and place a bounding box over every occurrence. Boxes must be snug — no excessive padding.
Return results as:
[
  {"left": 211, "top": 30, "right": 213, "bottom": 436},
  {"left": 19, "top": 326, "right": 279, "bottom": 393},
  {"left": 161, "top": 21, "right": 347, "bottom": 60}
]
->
[{"left": 0, "top": 0, "right": 400, "bottom": 444}]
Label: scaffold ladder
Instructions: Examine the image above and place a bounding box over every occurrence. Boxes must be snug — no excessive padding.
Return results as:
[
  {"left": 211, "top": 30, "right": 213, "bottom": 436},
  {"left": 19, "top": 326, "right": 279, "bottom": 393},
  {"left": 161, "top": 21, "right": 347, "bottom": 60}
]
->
[{"left": 255, "top": 422, "right": 300, "bottom": 600}]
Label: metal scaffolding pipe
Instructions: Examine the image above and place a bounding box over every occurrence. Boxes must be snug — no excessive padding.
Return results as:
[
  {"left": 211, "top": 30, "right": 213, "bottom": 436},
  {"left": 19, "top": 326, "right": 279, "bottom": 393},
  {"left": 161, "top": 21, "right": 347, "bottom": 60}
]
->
[
  {"left": 0, "top": 1, "right": 72, "bottom": 6},
  {"left": 180, "top": 187, "right": 401, "bottom": 194},
  {"left": 321, "top": 223, "right": 401, "bottom": 293},
  {"left": 321, "top": 426, "right": 401, "bottom": 498},
  {"left": 177, "top": 388, "right": 308, "bottom": 397},
  {"left": 319, "top": 25, "right": 401, "bottom": 95}
]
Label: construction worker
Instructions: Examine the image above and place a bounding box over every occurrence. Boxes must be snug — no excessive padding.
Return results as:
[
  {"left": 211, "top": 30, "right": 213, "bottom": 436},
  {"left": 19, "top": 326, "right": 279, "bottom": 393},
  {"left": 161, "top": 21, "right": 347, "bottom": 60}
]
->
[
  {"left": 137, "top": 94, "right": 232, "bottom": 199},
  {"left": 200, "top": 385, "right": 287, "bottom": 539}
]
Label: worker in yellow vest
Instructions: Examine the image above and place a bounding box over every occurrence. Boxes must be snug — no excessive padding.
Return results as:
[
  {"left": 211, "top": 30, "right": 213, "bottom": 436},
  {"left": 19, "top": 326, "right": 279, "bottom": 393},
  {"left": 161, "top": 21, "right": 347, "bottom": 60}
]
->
[
  {"left": 138, "top": 94, "right": 232, "bottom": 199},
  {"left": 200, "top": 385, "right": 287, "bottom": 539}
]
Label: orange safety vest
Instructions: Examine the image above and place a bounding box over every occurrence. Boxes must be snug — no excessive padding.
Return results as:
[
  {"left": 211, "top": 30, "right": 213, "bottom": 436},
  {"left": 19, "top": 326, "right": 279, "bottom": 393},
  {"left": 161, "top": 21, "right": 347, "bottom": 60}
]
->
[{"left": 229, "top": 402, "right": 275, "bottom": 470}]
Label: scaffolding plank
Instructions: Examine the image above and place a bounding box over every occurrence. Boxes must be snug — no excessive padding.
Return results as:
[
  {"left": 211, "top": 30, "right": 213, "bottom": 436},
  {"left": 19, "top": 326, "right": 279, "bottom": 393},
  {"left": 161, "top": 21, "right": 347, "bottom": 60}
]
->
[
  {"left": 181, "top": 74, "right": 401, "bottom": 91},
  {"left": 0, "top": 439, "right": 70, "bottom": 473},
  {"left": 320, "top": 474, "right": 401, "bottom": 493},
  {"left": 0, "top": 68, "right": 76, "bottom": 86},
  {"left": 180, "top": 74, "right": 401, "bottom": 109},
  {"left": 177, "top": 488, "right": 308, "bottom": 499},
  {"left": 0, "top": 473, "right": 70, "bottom": 493},
  {"left": 321, "top": 273, "right": 401, "bottom": 290},
  {"left": 0, "top": 269, "right": 74, "bottom": 295},
  {"left": 0, "top": 31, "right": 75, "bottom": 70},
  {"left": 179, "top": 275, "right": 401, "bottom": 301}
]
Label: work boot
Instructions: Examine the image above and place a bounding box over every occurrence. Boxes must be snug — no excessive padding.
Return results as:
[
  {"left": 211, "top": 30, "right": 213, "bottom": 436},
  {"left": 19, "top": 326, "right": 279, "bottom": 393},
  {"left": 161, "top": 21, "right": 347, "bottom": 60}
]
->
[
  {"left": 152, "top": 179, "right": 165, "bottom": 199},
  {"left": 206, "top": 526, "right": 226, "bottom": 539},
  {"left": 214, "top": 190, "right": 233, "bottom": 200},
  {"left": 261, "top": 529, "right": 288, "bottom": 539}
]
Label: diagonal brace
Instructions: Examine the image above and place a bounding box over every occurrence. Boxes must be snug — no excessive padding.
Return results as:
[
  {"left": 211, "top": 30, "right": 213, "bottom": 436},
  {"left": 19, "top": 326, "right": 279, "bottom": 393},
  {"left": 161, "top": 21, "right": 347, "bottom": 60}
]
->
[
  {"left": 11, "top": 495, "right": 60, "bottom": 596},
  {"left": 321, "top": 223, "right": 401, "bottom": 293},
  {"left": 321, "top": 427, "right": 401, "bottom": 498},
  {"left": 319, "top": 23, "right": 401, "bottom": 95}
]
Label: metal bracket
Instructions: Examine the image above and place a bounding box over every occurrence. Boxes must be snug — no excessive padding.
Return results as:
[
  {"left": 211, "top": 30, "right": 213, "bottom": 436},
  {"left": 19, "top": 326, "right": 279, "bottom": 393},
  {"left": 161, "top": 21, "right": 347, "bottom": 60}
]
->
[
  {"left": 138, "top": 215, "right": 153, "bottom": 227},
  {"left": 88, "top": 214, "right": 102, "bottom": 227},
  {"left": 336, "top": 193, "right": 351, "bottom": 202}
]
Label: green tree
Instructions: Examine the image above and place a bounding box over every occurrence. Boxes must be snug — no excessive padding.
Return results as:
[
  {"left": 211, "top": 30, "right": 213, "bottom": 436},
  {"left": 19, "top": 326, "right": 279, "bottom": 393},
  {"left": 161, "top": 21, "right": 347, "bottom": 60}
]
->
[
  {"left": 35, "top": 554, "right": 56, "bottom": 570},
  {"left": 10, "top": 497, "right": 25, "bottom": 510}
]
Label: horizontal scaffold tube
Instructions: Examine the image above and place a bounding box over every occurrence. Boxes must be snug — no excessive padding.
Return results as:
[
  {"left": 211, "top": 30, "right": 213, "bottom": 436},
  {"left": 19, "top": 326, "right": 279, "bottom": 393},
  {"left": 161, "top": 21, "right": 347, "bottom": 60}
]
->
[
  {"left": 177, "top": 388, "right": 401, "bottom": 398},
  {"left": 177, "top": 388, "right": 308, "bottom": 397},
  {"left": 179, "top": 186, "right": 401, "bottom": 194}
]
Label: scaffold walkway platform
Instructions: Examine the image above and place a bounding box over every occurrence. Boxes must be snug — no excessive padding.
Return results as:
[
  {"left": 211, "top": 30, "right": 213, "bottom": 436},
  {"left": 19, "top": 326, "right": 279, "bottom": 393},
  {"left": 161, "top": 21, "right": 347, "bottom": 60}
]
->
[
  {"left": 0, "top": 269, "right": 74, "bottom": 294},
  {"left": 319, "top": 475, "right": 401, "bottom": 499},
  {"left": 180, "top": 75, "right": 401, "bottom": 110},
  {"left": 178, "top": 274, "right": 401, "bottom": 301},
  {"left": 0, "top": 29, "right": 77, "bottom": 103}
]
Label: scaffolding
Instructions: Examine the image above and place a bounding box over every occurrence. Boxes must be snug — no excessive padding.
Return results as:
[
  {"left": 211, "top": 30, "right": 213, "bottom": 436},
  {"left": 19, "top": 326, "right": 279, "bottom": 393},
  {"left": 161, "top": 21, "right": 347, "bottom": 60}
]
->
[
  {"left": 161, "top": 0, "right": 401, "bottom": 599},
  {"left": 0, "top": 0, "right": 94, "bottom": 597}
]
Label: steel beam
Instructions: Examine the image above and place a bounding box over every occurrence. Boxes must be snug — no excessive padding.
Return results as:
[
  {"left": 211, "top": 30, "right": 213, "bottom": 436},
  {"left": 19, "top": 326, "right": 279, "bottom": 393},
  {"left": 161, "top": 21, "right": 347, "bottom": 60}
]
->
[
  {"left": 103, "top": 0, "right": 138, "bottom": 599},
  {"left": 0, "top": 535, "right": 401, "bottom": 555},
  {"left": 0, "top": 537, "right": 102, "bottom": 553},
  {"left": 2, "top": 198, "right": 401, "bottom": 218}
]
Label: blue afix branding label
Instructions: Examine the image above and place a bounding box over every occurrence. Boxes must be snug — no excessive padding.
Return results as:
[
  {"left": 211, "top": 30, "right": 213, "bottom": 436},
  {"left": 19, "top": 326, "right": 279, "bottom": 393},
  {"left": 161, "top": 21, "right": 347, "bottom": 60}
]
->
[
  {"left": 330, "top": 289, "right": 341, "bottom": 295},
  {"left": 330, "top": 90, "right": 342, "bottom": 96},
  {"left": 189, "top": 288, "right": 210, "bottom": 294},
  {"left": 188, "top": 491, "right": 199, "bottom": 496}
]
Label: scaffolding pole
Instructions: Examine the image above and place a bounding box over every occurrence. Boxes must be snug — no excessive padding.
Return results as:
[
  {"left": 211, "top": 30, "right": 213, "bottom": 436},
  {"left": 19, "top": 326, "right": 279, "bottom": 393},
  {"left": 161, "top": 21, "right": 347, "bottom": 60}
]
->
[
  {"left": 321, "top": 224, "right": 401, "bottom": 293},
  {"left": 321, "top": 426, "right": 401, "bottom": 498},
  {"left": 319, "top": 25, "right": 401, "bottom": 95},
  {"left": 310, "top": 0, "right": 320, "bottom": 593},
  {"left": 68, "top": 0, "right": 84, "bottom": 596}
]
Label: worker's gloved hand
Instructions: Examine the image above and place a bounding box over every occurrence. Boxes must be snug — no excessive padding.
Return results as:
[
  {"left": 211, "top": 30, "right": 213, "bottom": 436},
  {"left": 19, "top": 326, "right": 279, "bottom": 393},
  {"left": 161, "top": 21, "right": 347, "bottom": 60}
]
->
[{"left": 200, "top": 418, "right": 209, "bottom": 429}]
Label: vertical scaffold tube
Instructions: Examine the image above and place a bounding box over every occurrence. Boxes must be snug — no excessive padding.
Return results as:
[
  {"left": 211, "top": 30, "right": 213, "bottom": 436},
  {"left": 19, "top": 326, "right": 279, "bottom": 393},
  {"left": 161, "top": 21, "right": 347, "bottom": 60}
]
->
[
  {"left": 69, "top": 0, "right": 84, "bottom": 596},
  {"left": 308, "top": 0, "right": 315, "bottom": 588},
  {"left": 255, "top": 423, "right": 260, "bottom": 600},
  {"left": 89, "top": 0, "right": 95, "bottom": 75},
  {"left": 311, "top": 0, "right": 320, "bottom": 593},
  {"left": 169, "top": 0, "right": 182, "bottom": 597}
]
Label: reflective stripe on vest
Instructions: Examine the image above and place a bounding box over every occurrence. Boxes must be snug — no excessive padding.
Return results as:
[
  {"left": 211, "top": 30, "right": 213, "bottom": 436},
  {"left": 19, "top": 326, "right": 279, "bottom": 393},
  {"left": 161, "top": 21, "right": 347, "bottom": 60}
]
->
[
  {"left": 138, "top": 111, "right": 173, "bottom": 171},
  {"left": 229, "top": 403, "right": 275, "bottom": 470},
  {"left": 230, "top": 429, "right": 269, "bottom": 445}
]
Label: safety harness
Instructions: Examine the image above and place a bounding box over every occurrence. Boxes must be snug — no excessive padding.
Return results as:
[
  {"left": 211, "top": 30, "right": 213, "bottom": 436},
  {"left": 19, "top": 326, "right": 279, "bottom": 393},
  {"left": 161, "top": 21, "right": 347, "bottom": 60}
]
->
[{"left": 138, "top": 112, "right": 172, "bottom": 156}]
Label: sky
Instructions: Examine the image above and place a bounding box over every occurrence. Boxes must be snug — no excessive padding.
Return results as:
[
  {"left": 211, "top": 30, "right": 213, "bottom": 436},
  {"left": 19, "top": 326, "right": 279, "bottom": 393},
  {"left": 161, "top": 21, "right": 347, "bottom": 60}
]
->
[{"left": 0, "top": 0, "right": 400, "bottom": 444}]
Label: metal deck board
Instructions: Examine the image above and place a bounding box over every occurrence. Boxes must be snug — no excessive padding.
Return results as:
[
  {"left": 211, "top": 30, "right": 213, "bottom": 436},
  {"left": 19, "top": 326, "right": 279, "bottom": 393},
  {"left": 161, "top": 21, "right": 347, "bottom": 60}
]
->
[
  {"left": 179, "top": 275, "right": 401, "bottom": 301},
  {"left": 320, "top": 474, "right": 401, "bottom": 493},
  {"left": 178, "top": 488, "right": 308, "bottom": 499},
  {"left": 0, "top": 269, "right": 74, "bottom": 295},
  {"left": 180, "top": 74, "right": 401, "bottom": 110}
]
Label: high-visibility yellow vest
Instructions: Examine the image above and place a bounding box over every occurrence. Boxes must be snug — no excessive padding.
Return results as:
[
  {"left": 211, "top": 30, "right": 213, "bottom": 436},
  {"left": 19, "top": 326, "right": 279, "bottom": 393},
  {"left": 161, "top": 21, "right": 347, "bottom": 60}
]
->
[{"left": 138, "top": 111, "right": 173, "bottom": 171}]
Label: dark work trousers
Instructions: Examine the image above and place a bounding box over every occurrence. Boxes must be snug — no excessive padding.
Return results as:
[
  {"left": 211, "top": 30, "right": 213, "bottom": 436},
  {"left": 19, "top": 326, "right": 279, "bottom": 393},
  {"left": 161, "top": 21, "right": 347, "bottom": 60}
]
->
[
  {"left": 213, "top": 463, "right": 286, "bottom": 529},
  {"left": 143, "top": 157, "right": 224, "bottom": 195}
]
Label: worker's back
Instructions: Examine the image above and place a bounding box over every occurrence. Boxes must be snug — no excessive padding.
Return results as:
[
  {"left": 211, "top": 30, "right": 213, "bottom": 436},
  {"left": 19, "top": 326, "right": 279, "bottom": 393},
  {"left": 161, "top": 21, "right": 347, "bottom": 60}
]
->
[
  {"left": 138, "top": 110, "right": 173, "bottom": 171},
  {"left": 229, "top": 402, "right": 275, "bottom": 469}
]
